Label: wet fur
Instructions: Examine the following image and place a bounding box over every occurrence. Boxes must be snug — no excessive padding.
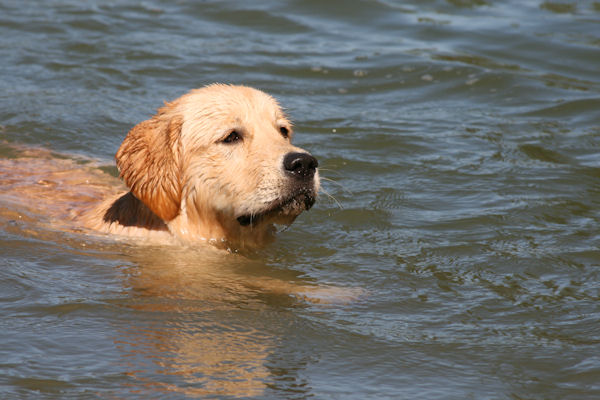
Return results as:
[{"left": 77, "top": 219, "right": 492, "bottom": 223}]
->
[{"left": 2, "top": 84, "right": 320, "bottom": 249}]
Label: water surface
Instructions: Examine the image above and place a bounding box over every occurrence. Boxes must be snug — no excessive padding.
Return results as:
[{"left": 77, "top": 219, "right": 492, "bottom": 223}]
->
[{"left": 1, "top": 1, "right": 599, "bottom": 399}]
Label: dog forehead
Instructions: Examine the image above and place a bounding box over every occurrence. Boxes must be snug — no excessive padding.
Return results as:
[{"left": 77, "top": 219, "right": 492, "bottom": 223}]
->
[
  {"left": 190, "top": 85, "right": 282, "bottom": 117},
  {"left": 180, "top": 85, "right": 285, "bottom": 141}
]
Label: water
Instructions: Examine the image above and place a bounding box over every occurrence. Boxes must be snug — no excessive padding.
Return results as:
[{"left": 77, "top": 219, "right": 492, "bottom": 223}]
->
[{"left": 1, "top": 0, "right": 599, "bottom": 398}]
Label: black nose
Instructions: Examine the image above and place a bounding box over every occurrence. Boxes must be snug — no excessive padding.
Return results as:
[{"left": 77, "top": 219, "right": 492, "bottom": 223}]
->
[{"left": 283, "top": 152, "right": 318, "bottom": 179}]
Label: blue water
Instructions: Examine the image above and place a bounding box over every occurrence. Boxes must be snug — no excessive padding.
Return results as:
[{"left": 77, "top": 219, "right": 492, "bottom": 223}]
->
[{"left": 1, "top": 1, "right": 599, "bottom": 399}]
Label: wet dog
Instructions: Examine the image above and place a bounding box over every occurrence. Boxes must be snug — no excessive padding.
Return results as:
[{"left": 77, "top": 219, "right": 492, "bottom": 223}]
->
[
  {"left": 0, "top": 86, "right": 364, "bottom": 303},
  {"left": 77, "top": 84, "right": 320, "bottom": 248}
]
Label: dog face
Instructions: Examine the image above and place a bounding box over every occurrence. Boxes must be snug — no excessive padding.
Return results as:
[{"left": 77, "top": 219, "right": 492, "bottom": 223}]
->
[{"left": 116, "top": 84, "right": 319, "bottom": 246}]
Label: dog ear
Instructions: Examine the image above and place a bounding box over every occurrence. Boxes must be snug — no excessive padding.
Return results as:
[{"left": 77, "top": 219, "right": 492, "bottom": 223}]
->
[{"left": 115, "top": 108, "right": 183, "bottom": 222}]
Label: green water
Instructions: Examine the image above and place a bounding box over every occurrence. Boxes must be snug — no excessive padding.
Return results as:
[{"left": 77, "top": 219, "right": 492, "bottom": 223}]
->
[{"left": 1, "top": 1, "right": 599, "bottom": 399}]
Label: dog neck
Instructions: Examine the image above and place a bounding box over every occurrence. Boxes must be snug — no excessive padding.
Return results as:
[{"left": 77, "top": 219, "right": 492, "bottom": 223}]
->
[{"left": 166, "top": 203, "right": 276, "bottom": 249}]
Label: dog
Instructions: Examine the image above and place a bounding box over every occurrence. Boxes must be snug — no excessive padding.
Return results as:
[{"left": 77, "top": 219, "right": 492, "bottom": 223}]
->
[
  {"left": 0, "top": 85, "right": 365, "bottom": 304},
  {"left": 70, "top": 84, "right": 320, "bottom": 248}
]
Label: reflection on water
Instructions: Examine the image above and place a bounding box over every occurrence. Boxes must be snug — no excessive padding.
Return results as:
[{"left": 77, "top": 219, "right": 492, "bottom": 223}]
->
[
  {"left": 109, "top": 247, "right": 320, "bottom": 398},
  {"left": 114, "top": 249, "right": 263, "bottom": 397},
  {"left": 117, "top": 322, "right": 272, "bottom": 398}
]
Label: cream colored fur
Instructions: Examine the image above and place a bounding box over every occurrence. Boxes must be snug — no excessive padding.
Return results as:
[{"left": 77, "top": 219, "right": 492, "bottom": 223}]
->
[{"left": 78, "top": 84, "right": 320, "bottom": 248}]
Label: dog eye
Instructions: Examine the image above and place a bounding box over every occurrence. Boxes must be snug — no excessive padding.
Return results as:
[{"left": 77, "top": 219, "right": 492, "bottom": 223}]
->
[
  {"left": 222, "top": 130, "right": 242, "bottom": 144},
  {"left": 280, "top": 126, "right": 290, "bottom": 138}
]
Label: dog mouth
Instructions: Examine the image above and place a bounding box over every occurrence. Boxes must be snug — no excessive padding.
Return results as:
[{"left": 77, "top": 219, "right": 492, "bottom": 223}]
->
[{"left": 236, "top": 189, "right": 316, "bottom": 227}]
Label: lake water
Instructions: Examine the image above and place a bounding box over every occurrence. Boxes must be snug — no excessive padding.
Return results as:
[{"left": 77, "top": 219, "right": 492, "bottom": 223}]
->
[{"left": 1, "top": 0, "right": 599, "bottom": 398}]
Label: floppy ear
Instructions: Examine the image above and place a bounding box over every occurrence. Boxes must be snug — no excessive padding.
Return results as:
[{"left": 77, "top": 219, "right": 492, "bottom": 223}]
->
[{"left": 115, "top": 108, "right": 183, "bottom": 222}]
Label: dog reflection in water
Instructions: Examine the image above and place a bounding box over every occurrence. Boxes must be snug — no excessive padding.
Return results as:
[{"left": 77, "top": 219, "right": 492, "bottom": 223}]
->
[{"left": 112, "top": 247, "right": 292, "bottom": 397}]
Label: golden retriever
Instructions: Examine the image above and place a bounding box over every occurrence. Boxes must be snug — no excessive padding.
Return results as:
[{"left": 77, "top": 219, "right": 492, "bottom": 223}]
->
[
  {"left": 44, "top": 84, "right": 319, "bottom": 248},
  {"left": 0, "top": 85, "right": 365, "bottom": 305}
]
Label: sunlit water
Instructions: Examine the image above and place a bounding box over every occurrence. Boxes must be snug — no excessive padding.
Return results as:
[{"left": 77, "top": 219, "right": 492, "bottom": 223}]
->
[{"left": 1, "top": 1, "right": 599, "bottom": 399}]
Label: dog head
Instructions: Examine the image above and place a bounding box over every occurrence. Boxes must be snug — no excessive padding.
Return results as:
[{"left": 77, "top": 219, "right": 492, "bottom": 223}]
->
[{"left": 116, "top": 84, "right": 319, "bottom": 247}]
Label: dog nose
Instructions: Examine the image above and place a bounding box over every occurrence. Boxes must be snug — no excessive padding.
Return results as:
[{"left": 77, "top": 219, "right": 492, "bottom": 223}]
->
[{"left": 283, "top": 152, "right": 318, "bottom": 179}]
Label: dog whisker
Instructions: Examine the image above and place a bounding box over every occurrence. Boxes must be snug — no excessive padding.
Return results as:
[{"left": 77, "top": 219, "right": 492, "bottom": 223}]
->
[
  {"left": 320, "top": 176, "right": 353, "bottom": 197},
  {"left": 316, "top": 167, "right": 342, "bottom": 176},
  {"left": 319, "top": 187, "right": 343, "bottom": 210}
]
